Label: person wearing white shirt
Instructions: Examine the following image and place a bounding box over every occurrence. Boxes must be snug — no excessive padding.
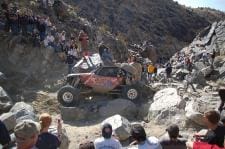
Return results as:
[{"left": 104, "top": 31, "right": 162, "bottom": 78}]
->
[
  {"left": 94, "top": 123, "right": 122, "bottom": 149},
  {"left": 129, "top": 124, "right": 162, "bottom": 149}
]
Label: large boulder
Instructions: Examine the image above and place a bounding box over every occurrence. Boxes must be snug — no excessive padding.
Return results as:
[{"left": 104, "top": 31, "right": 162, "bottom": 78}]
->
[
  {"left": 99, "top": 99, "right": 137, "bottom": 120},
  {"left": 218, "top": 63, "right": 225, "bottom": 79},
  {"left": 0, "top": 86, "right": 13, "bottom": 113},
  {"left": 185, "top": 93, "right": 220, "bottom": 126},
  {"left": 213, "top": 56, "right": 225, "bottom": 68},
  {"left": 10, "top": 102, "right": 36, "bottom": 123},
  {"left": 194, "top": 62, "right": 206, "bottom": 71},
  {"left": 0, "top": 112, "right": 16, "bottom": 131},
  {"left": 60, "top": 106, "right": 88, "bottom": 121},
  {"left": 102, "top": 115, "right": 131, "bottom": 141},
  {"left": 148, "top": 88, "right": 185, "bottom": 121},
  {"left": 200, "top": 66, "right": 213, "bottom": 77},
  {"left": 192, "top": 71, "right": 206, "bottom": 85},
  {"left": 0, "top": 72, "right": 7, "bottom": 83}
]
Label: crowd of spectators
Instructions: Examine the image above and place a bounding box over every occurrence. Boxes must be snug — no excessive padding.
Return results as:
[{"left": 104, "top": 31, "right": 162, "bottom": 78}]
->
[{"left": 1, "top": 109, "right": 224, "bottom": 149}]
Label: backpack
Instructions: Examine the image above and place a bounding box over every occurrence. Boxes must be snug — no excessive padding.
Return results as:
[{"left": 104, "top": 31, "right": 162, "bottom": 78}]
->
[{"left": 193, "top": 142, "right": 223, "bottom": 149}]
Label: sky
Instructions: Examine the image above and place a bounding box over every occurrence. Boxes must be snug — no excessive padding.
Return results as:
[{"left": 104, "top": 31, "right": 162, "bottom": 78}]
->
[{"left": 173, "top": 0, "right": 225, "bottom": 12}]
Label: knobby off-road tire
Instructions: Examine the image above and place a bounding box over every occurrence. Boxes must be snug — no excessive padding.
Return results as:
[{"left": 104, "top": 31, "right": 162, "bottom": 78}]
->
[
  {"left": 57, "top": 85, "right": 80, "bottom": 107},
  {"left": 122, "top": 85, "right": 140, "bottom": 101}
]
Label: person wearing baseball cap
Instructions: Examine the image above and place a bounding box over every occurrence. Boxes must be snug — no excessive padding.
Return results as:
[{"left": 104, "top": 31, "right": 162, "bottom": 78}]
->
[
  {"left": 94, "top": 123, "right": 122, "bottom": 149},
  {"left": 159, "top": 124, "right": 186, "bottom": 149},
  {"left": 14, "top": 120, "right": 40, "bottom": 149}
]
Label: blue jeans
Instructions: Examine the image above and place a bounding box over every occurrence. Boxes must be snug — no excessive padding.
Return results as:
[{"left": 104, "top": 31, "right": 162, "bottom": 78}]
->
[{"left": 39, "top": 31, "right": 46, "bottom": 41}]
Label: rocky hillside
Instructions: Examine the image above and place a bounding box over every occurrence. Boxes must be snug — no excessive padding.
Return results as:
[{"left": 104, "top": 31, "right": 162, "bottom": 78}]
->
[
  {"left": 193, "top": 7, "right": 225, "bottom": 23},
  {"left": 68, "top": 0, "right": 222, "bottom": 57}
]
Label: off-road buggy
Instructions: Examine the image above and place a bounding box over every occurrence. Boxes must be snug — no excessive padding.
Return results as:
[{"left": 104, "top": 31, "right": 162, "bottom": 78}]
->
[{"left": 57, "top": 63, "right": 141, "bottom": 107}]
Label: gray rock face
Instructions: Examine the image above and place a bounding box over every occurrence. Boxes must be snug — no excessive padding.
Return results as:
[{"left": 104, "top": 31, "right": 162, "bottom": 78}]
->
[
  {"left": 102, "top": 115, "right": 131, "bottom": 141},
  {"left": 0, "top": 86, "right": 13, "bottom": 113},
  {"left": 218, "top": 63, "right": 225, "bottom": 79},
  {"left": 148, "top": 88, "right": 185, "bottom": 121},
  {"left": 185, "top": 93, "right": 220, "bottom": 126},
  {"left": 10, "top": 102, "right": 36, "bottom": 123},
  {"left": 200, "top": 66, "right": 213, "bottom": 77},
  {"left": 0, "top": 112, "right": 16, "bottom": 131},
  {"left": 99, "top": 99, "right": 137, "bottom": 119},
  {"left": 192, "top": 71, "right": 206, "bottom": 85},
  {"left": 0, "top": 72, "right": 7, "bottom": 83}
]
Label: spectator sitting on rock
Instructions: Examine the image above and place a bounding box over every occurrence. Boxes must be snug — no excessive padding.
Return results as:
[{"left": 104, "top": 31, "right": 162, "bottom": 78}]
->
[
  {"left": 130, "top": 124, "right": 162, "bottom": 149},
  {"left": 186, "top": 110, "right": 225, "bottom": 148},
  {"left": 0, "top": 120, "right": 11, "bottom": 148},
  {"left": 94, "top": 123, "right": 122, "bottom": 149},
  {"left": 14, "top": 120, "right": 40, "bottom": 149},
  {"left": 79, "top": 141, "right": 95, "bottom": 149},
  {"left": 159, "top": 124, "right": 186, "bottom": 149},
  {"left": 36, "top": 113, "right": 61, "bottom": 149}
]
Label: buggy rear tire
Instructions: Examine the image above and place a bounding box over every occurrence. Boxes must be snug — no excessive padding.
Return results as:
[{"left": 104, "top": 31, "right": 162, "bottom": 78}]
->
[
  {"left": 57, "top": 85, "right": 80, "bottom": 107},
  {"left": 122, "top": 85, "right": 140, "bottom": 101}
]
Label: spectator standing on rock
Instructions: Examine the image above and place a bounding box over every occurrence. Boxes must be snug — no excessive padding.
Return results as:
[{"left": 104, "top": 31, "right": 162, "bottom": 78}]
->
[
  {"left": 218, "top": 87, "right": 225, "bottom": 113},
  {"left": 147, "top": 63, "right": 155, "bottom": 83},
  {"left": 18, "top": 10, "right": 28, "bottom": 36},
  {"left": 27, "top": 12, "right": 35, "bottom": 35},
  {"left": 59, "top": 30, "right": 66, "bottom": 45},
  {"left": 13, "top": 120, "right": 40, "bottom": 149},
  {"left": 8, "top": 7, "right": 19, "bottom": 35},
  {"left": 211, "top": 49, "right": 216, "bottom": 68},
  {"left": 36, "top": 113, "right": 61, "bottom": 149},
  {"left": 160, "top": 124, "right": 186, "bottom": 149},
  {"left": 0, "top": 120, "right": 11, "bottom": 148},
  {"left": 184, "top": 71, "right": 196, "bottom": 92},
  {"left": 165, "top": 61, "right": 172, "bottom": 79},
  {"left": 186, "top": 110, "right": 225, "bottom": 148},
  {"left": 130, "top": 124, "right": 162, "bottom": 149},
  {"left": 94, "top": 123, "right": 122, "bottom": 149},
  {"left": 36, "top": 17, "right": 46, "bottom": 41}
]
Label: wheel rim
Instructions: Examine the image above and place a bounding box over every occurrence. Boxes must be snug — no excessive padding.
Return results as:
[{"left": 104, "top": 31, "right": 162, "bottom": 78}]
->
[
  {"left": 62, "top": 92, "right": 74, "bottom": 103},
  {"left": 127, "top": 89, "right": 138, "bottom": 100}
]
